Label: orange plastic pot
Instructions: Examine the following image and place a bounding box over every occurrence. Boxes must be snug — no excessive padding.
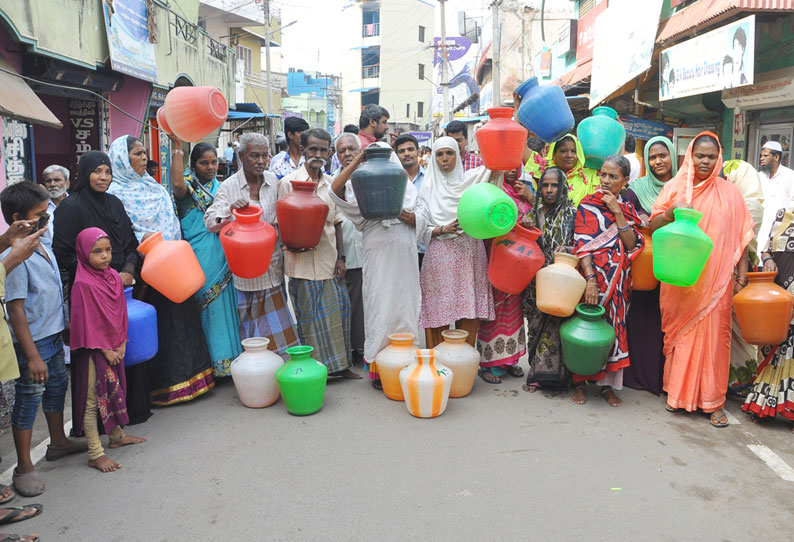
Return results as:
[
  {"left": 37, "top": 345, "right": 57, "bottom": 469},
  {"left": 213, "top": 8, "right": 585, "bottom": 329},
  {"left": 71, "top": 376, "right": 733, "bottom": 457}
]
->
[
  {"left": 488, "top": 225, "right": 544, "bottom": 294},
  {"left": 220, "top": 206, "right": 277, "bottom": 279},
  {"left": 475, "top": 107, "right": 528, "bottom": 171},
  {"left": 733, "top": 271, "right": 794, "bottom": 345},
  {"left": 157, "top": 87, "right": 228, "bottom": 142},
  {"left": 138, "top": 232, "right": 206, "bottom": 303},
  {"left": 631, "top": 227, "right": 658, "bottom": 291}
]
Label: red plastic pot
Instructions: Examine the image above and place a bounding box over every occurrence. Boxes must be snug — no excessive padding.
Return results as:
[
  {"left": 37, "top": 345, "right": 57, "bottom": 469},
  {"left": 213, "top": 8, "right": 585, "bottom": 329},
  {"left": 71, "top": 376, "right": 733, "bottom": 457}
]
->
[
  {"left": 275, "top": 181, "right": 330, "bottom": 250},
  {"left": 157, "top": 87, "right": 228, "bottom": 142},
  {"left": 220, "top": 206, "right": 277, "bottom": 278},
  {"left": 475, "top": 107, "right": 528, "bottom": 171},
  {"left": 488, "top": 224, "right": 544, "bottom": 294}
]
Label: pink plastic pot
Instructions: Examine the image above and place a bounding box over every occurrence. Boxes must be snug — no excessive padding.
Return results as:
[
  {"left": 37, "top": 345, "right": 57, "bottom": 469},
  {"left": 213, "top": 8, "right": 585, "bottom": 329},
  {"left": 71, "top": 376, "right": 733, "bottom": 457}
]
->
[{"left": 157, "top": 87, "right": 228, "bottom": 142}]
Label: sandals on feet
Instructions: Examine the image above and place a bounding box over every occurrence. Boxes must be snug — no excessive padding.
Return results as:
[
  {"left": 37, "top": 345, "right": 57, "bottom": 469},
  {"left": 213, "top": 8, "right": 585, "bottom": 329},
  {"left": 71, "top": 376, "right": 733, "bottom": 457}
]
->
[
  {"left": 11, "top": 471, "right": 43, "bottom": 499},
  {"left": 505, "top": 365, "right": 524, "bottom": 378},
  {"left": 0, "top": 505, "right": 42, "bottom": 526},
  {"left": 479, "top": 368, "right": 501, "bottom": 384},
  {"left": 45, "top": 439, "right": 88, "bottom": 462},
  {"left": 709, "top": 411, "right": 729, "bottom": 428},
  {"left": 0, "top": 487, "right": 13, "bottom": 505},
  {"left": 665, "top": 404, "right": 683, "bottom": 413}
]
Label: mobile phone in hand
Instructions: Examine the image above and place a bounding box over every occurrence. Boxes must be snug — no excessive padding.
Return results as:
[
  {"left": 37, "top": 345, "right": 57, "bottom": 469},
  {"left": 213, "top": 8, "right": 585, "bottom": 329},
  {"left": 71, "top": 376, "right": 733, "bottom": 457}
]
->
[{"left": 30, "top": 213, "right": 49, "bottom": 234}]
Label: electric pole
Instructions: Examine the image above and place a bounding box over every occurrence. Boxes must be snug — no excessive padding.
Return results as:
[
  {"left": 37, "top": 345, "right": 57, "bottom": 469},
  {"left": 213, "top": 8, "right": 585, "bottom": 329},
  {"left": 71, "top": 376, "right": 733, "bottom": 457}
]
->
[
  {"left": 264, "top": 0, "right": 273, "bottom": 150},
  {"left": 491, "top": 0, "right": 502, "bottom": 107},
  {"left": 439, "top": 0, "right": 450, "bottom": 124}
]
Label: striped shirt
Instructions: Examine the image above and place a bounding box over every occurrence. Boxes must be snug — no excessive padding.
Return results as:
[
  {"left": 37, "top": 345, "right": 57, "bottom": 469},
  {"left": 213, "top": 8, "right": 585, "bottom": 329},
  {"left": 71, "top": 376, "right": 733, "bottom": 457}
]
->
[{"left": 462, "top": 150, "right": 483, "bottom": 171}]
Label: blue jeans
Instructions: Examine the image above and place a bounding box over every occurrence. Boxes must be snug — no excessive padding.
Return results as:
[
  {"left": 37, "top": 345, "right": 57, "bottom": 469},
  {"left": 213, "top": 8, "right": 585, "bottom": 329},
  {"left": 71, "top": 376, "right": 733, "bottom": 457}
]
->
[{"left": 12, "top": 333, "right": 67, "bottom": 430}]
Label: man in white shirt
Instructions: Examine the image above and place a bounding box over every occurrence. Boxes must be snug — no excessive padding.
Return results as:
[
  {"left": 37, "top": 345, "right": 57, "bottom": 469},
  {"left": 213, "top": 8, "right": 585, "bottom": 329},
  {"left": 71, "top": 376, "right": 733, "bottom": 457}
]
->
[{"left": 758, "top": 140, "right": 794, "bottom": 260}]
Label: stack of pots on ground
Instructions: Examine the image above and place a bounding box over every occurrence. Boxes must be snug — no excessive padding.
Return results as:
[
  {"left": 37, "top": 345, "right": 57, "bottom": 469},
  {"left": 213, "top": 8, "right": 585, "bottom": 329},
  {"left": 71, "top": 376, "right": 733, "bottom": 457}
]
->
[
  {"left": 276, "top": 345, "right": 328, "bottom": 415},
  {"left": 433, "top": 330, "right": 480, "bottom": 398},
  {"left": 220, "top": 206, "right": 277, "bottom": 278},
  {"left": 515, "top": 77, "right": 575, "bottom": 143},
  {"left": 276, "top": 181, "right": 330, "bottom": 250},
  {"left": 374, "top": 333, "right": 417, "bottom": 401},
  {"left": 475, "top": 107, "right": 528, "bottom": 171},
  {"left": 351, "top": 146, "right": 408, "bottom": 220},
  {"left": 230, "top": 337, "right": 284, "bottom": 408},
  {"left": 399, "top": 349, "right": 453, "bottom": 418}
]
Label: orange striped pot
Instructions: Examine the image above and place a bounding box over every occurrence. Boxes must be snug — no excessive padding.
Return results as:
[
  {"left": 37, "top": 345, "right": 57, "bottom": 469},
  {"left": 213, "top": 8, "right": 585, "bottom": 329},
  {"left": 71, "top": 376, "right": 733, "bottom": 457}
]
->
[{"left": 398, "top": 349, "right": 453, "bottom": 418}]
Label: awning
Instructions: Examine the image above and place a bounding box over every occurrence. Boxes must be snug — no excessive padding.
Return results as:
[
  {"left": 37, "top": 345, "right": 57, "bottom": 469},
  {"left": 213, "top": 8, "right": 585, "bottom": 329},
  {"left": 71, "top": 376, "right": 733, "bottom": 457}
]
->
[
  {"left": 553, "top": 60, "right": 592, "bottom": 90},
  {"left": 657, "top": 0, "right": 794, "bottom": 44},
  {"left": 227, "top": 110, "right": 265, "bottom": 120},
  {"left": 0, "top": 57, "right": 62, "bottom": 129},
  {"left": 228, "top": 102, "right": 279, "bottom": 119},
  {"left": 349, "top": 87, "right": 378, "bottom": 93}
]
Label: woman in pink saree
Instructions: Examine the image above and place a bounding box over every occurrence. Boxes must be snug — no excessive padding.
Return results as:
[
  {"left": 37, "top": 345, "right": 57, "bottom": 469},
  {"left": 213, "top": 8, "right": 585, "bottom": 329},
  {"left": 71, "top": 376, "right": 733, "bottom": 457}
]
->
[{"left": 649, "top": 132, "right": 754, "bottom": 427}]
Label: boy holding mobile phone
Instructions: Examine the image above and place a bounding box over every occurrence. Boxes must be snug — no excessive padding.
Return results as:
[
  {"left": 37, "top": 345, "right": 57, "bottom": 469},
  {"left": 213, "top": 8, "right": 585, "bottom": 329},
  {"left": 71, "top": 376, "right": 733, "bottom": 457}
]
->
[{"left": 0, "top": 181, "right": 83, "bottom": 498}]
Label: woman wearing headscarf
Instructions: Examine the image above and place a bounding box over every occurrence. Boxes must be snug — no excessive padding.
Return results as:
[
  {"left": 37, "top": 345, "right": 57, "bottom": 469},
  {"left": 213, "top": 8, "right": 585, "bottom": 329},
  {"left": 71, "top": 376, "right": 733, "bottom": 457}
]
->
[
  {"left": 523, "top": 167, "right": 577, "bottom": 391},
  {"left": 53, "top": 151, "right": 152, "bottom": 425},
  {"left": 545, "top": 134, "right": 600, "bottom": 206},
  {"left": 168, "top": 137, "right": 242, "bottom": 379},
  {"left": 650, "top": 132, "right": 754, "bottom": 427},
  {"left": 415, "top": 137, "right": 495, "bottom": 349},
  {"left": 572, "top": 155, "right": 644, "bottom": 407},
  {"left": 477, "top": 166, "right": 533, "bottom": 384},
  {"left": 744, "top": 208, "right": 794, "bottom": 433},
  {"left": 108, "top": 135, "right": 214, "bottom": 406},
  {"left": 330, "top": 142, "right": 421, "bottom": 389},
  {"left": 622, "top": 136, "right": 677, "bottom": 395}
]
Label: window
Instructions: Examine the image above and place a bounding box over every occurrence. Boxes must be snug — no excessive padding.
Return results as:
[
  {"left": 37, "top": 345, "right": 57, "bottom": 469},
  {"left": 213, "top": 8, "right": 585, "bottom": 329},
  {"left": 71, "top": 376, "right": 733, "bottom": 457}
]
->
[
  {"left": 417, "top": 101, "right": 424, "bottom": 118},
  {"left": 237, "top": 45, "right": 252, "bottom": 74},
  {"left": 418, "top": 25, "right": 425, "bottom": 42},
  {"left": 418, "top": 63, "right": 424, "bottom": 80},
  {"left": 406, "top": 103, "right": 411, "bottom": 118}
]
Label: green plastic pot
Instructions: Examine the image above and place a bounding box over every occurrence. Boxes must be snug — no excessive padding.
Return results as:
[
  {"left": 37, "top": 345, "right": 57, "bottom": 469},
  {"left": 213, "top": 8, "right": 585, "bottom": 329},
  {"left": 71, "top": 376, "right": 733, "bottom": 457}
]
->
[
  {"left": 560, "top": 304, "right": 616, "bottom": 376},
  {"left": 652, "top": 208, "right": 713, "bottom": 287},
  {"left": 457, "top": 183, "right": 518, "bottom": 239},
  {"left": 275, "top": 346, "right": 328, "bottom": 415},
  {"left": 577, "top": 106, "right": 626, "bottom": 170}
]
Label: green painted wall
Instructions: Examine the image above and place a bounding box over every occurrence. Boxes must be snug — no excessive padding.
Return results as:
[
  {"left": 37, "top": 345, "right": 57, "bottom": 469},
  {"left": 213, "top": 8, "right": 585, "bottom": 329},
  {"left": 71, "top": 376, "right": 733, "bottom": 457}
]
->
[{"left": 755, "top": 14, "right": 794, "bottom": 74}]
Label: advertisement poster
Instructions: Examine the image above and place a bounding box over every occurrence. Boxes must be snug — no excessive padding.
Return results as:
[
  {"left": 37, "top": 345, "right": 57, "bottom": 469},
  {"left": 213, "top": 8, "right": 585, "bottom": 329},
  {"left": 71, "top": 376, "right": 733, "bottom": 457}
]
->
[
  {"left": 576, "top": 0, "right": 607, "bottom": 67},
  {"left": 589, "top": 0, "right": 663, "bottom": 109},
  {"left": 431, "top": 35, "right": 481, "bottom": 118},
  {"left": 103, "top": 0, "right": 158, "bottom": 83},
  {"left": 660, "top": 15, "right": 755, "bottom": 101}
]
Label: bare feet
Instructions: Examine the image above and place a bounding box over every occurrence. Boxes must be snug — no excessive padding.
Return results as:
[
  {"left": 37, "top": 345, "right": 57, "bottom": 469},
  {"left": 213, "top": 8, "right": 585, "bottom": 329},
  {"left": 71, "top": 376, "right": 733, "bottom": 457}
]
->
[
  {"left": 108, "top": 435, "right": 146, "bottom": 449},
  {"left": 522, "top": 383, "right": 538, "bottom": 393},
  {"left": 600, "top": 388, "right": 623, "bottom": 407},
  {"left": 89, "top": 455, "right": 121, "bottom": 473},
  {"left": 571, "top": 386, "right": 587, "bottom": 405}
]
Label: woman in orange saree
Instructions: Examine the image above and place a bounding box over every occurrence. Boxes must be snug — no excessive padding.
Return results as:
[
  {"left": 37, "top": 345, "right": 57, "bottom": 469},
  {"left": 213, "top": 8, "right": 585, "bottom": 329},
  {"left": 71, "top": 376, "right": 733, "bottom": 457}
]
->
[{"left": 649, "top": 132, "right": 754, "bottom": 427}]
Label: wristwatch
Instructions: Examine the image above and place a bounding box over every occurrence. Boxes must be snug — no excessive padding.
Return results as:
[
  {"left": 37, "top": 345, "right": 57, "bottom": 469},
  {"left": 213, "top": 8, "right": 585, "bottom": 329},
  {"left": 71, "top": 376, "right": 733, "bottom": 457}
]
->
[{"left": 338, "top": 255, "right": 346, "bottom": 262}]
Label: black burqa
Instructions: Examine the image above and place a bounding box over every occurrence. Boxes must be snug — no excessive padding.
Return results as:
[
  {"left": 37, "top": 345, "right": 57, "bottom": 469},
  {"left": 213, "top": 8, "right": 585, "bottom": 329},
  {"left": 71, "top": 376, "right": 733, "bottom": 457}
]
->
[{"left": 53, "top": 150, "right": 152, "bottom": 426}]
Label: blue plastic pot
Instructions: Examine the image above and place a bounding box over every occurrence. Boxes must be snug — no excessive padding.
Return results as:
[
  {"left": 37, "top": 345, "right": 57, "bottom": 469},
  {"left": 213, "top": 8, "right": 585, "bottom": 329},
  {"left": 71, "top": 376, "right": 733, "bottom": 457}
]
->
[
  {"left": 516, "top": 77, "right": 575, "bottom": 143},
  {"left": 124, "top": 287, "right": 158, "bottom": 366}
]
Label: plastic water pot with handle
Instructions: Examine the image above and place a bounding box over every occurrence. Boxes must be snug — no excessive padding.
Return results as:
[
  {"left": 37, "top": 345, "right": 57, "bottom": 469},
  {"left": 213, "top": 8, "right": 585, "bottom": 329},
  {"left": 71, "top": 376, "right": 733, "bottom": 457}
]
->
[
  {"left": 432, "top": 330, "right": 480, "bottom": 398},
  {"left": 631, "top": 226, "right": 658, "bottom": 291},
  {"left": 560, "top": 304, "right": 616, "bottom": 376},
  {"left": 350, "top": 146, "right": 408, "bottom": 220},
  {"left": 230, "top": 337, "right": 284, "bottom": 408},
  {"left": 516, "top": 77, "right": 575, "bottom": 143},
  {"left": 399, "top": 349, "right": 453, "bottom": 418},
  {"left": 475, "top": 107, "right": 528, "bottom": 170},
  {"left": 457, "top": 183, "right": 518, "bottom": 239},
  {"left": 535, "top": 253, "right": 587, "bottom": 317},
  {"left": 138, "top": 232, "right": 206, "bottom": 303},
  {"left": 652, "top": 208, "right": 713, "bottom": 287},
  {"left": 374, "top": 333, "right": 417, "bottom": 401},
  {"left": 577, "top": 106, "right": 626, "bottom": 170},
  {"left": 156, "top": 86, "right": 228, "bottom": 142},
  {"left": 276, "top": 345, "right": 328, "bottom": 415},
  {"left": 276, "top": 181, "right": 330, "bottom": 250},
  {"left": 220, "top": 206, "right": 277, "bottom": 279},
  {"left": 733, "top": 271, "right": 794, "bottom": 345},
  {"left": 123, "top": 287, "right": 158, "bottom": 366},
  {"left": 488, "top": 225, "right": 545, "bottom": 294}
]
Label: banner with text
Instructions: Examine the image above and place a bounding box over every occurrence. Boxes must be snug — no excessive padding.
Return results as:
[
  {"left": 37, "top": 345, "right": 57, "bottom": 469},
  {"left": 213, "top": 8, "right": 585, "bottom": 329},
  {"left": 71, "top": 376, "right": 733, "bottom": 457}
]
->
[
  {"left": 660, "top": 15, "right": 755, "bottom": 101},
  {"left": 103, "top": 0, "right": 158, "bottom": 83}
]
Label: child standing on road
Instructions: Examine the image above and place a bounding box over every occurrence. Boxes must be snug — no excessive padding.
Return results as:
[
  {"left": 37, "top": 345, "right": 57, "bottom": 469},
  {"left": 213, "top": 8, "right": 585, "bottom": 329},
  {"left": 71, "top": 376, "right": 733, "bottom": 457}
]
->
[
  {"left": 70, "top": 227, "right": 145, "bottom": 473},
  {"left": 1, "top": 181, "right": 83, "bottom": 498}
]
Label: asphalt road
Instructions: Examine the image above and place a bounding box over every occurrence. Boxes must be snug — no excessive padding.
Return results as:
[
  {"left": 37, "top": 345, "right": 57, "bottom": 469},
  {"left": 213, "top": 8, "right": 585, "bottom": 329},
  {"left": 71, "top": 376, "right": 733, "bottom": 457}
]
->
[{"left": 1, "top": 366, "right": 792, "bottom": 541}]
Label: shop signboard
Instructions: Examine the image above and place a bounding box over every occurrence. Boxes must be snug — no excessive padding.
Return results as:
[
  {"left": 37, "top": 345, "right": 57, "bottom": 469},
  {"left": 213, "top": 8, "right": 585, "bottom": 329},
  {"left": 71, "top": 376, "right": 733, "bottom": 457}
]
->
[
  {"left": 103, "top": 0, "right": 159, "bottom": 83},
  {"left": 576, "top": 1, "right": 607, "bottom": 67},
  {"left": 2, "top": 117, "right": 33, "bottom": 186},
  {"left": 589, "top": 0, "right": 664, "bottom": 109},
  {"left": 732, "top": 110, "right": 747, "bottom": 161},
  {"left": 618, "top": 115, "right": 673, "bottom": 140},
  {"left": 659, "top": 15, "right": 755, "bottom": 101},
  {"left": 540, "top": 49, "right": 552, "bottom": 78},
  {"left": 68, "top": 99, "right": 100, "bottom": 177}
]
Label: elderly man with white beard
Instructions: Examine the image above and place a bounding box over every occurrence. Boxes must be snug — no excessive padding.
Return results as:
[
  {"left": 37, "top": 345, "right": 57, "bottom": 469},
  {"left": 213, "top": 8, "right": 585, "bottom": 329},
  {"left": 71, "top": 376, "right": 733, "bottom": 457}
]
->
[
  {"left": 279, "top": 128, "right": 359, "bottom": 379},
  {"left": 41, "top": 165, "right": 70, "bottom": 240}
]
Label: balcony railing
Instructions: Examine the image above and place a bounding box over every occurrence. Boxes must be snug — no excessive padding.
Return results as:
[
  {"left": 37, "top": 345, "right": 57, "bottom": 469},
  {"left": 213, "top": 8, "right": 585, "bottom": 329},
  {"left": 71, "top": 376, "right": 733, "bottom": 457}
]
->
[
  {"left": 361, "top": 65, "right": 380, "bottom": 79},
  {"left": 208, "top": 36, "right": 225, "bottom": 61},
  {"left": 362, "top": 23, "right": 380, "bottom": 37},
  {"left": 170, "top": 11, "right": 198, "bottom": 46}
]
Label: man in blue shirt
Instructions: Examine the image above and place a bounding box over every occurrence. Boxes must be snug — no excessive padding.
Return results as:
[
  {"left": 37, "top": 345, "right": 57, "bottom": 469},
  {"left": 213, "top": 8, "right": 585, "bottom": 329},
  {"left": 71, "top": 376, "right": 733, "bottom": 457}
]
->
[
  {"left": 269, "top": 117, "right": 310, "bottom": 179},
  {"left": 394, "top": 134, "right": 427, "bottom": 267}
]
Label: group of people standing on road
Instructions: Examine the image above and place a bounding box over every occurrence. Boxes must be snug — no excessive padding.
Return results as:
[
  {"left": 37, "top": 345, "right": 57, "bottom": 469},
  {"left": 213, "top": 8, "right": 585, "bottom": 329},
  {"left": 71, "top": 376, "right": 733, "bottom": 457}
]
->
[{"left": 0, "top": 93, "right": 793, "bottom": 540}]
